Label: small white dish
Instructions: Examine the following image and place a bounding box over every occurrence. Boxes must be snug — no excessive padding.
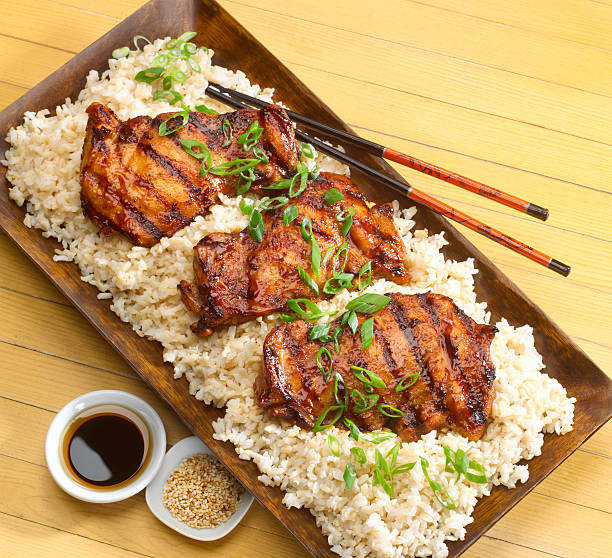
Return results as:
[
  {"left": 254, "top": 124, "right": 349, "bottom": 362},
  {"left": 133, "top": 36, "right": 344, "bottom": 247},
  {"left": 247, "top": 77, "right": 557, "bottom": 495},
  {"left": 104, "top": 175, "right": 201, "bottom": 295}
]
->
[
  {"left": 145, "top": 436, "right": 253, "bottom": 540},
  {"left": 45, "top": 390, "right": 166, "bottom": 503}
]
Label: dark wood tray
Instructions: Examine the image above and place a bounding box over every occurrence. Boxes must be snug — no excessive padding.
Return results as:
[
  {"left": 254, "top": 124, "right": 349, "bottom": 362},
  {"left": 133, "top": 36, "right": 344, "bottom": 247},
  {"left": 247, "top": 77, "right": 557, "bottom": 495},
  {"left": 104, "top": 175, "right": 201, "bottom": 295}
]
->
[{"left": 1, "top": 1, "right": 610, "bottom": 556}]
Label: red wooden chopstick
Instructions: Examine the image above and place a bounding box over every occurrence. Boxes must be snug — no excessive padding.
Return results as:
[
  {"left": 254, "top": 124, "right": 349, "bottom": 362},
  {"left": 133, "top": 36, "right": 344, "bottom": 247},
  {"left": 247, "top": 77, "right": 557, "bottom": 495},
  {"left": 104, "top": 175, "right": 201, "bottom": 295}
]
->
[
  {"left": 207, "top": 82, "right": 549, "bottom": 221},
  {"left": 204, "top": 84, "right": 570, "bottom": 276}
]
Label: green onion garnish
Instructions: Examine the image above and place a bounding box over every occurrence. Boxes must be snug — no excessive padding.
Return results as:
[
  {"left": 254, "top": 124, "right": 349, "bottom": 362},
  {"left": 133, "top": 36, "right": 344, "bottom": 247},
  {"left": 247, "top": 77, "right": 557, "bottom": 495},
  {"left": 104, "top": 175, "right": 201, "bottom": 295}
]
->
[
  {"left": 289, "top": 162, "right": 309, "bottom": 197},
  {"left": 179, "top": 139, "right": 212, "bottom": 169},
  {"left": 153, "top": 90, "right": 183, "bottom": 105},
  {"left": 188, "top": 57, "right": 202, "bottom": 73},
  {"left": 300, "top": 142, "right": 314, "bottom": 159},
  {"left": 252, "top": 147, "right": 269, "bottom": 162},
  {"left": 316, "top": 347, "right": 333, "bottom": 381},
  {"left": 310, "top": 323, "right": 332, "bottom": 342},
  {"left": 174, "top": 31, "right": 198, "bottom": 44},
  {"left": 324, "top": 188, "right": 344, "bottom": 205},
  {"left": 182, "top": 42, "right": 198, "bottom": 56},
  {"left": 195, "top": 103, "right": 218, "bottom": 115},
  {"left": 158, "top": 110, "right": 190, "bottom": 136},
  {"left": 420, "top": 457, "right": 455, "bottom": 509},
  {"left": 377, "top": 404, "right": 405, "bottom": 418},
  {"left": 336, "top": 208, "right": 355, "bottom": 236},
  {"left": 360, "top": 430, "right": 396, "bottom": 444},
  {"left": 373, "top": 448, "right": 395, "bottom": 498},
  {"left": 360, "top": 317, "right": 374, "bottom": 350},
  {"left": 301, "top": 216, "right": 313, "bottom": 242},
  {"left": 278, "top": 314, "right": 298, "bottom": 322},
  {"left": 343, "top": 463, "right": 357, "bottom": 489},
  {"left": 311, "top": 237, "right": 321, "bottom": 278},
  {"left": 283, "top": 205, "right": 298, "bottom": 225},
  {"left": 298, "top": 265, "right": 319, "bottom": 295},
  {"left": 310, "top": 163, "right": 320, "bottom": 179},
  {"left": 208, "top": 157, "right": 260, "bottom": 176},
  {"left": 112, "top": 46, "right": 129, "bottom": 59},
  {"left": 287, "top": 299, "right": 336, "bottom": 321},
  {"left": 322, "top": 272, "right": 354, "bottom": 295},
  {"left": 351, "top": 446, "right": 367, "bottom": 464},
  {"left": 248, "top": 209, "right": 265, "bottom": 242},
  {"left": 328, "top": 434, "right": 341, "bottom": 457},
  {"left": 239, "top": 198, "right": 254, "bottom": 216},
  {"left": 347, "top": 310, "right": 359, "bottom": 334},
  {"left": 170, "top": 69, "right": 187, "bottom": 83},
  {"left": 350, "top": 365, "right": 386, "bottom": 389},
  {"left": 135, "top": 66, "right": 165, "bottom": 83},
  {"left": 346, "top": 293, "right": 391, "bottom": 314},
  {"left": 331, "top": 242, "right": 349, "bottom": 274},
  {"left": 343, "top": 417, "right": 360, "bottom": 441},
  {"left": 333, "top": 372, "right": 349, "bottom": 409},
  {"left": 357, "top": 262, "right": 372, "bottom": 290},
  {"left": 312, "top": 405, "right": 344, "bottom": 432},
  {"left": 222, "top": 118, "right": 233, "bottom": 147},
  {"left": 386, "top": 443, "right": 400, "bottom": 469},
  {"left": 392, "top": 462, "right": 416, "bottom": 475},
  {"left": 237, "top": 120, "right": 264, "bottom": 151},
  {"left": 351, "top": 389, "right": 379, "bottom": 413},
  {"left": 443, "top": 446, "right": 488, "bottom": 484},
  {"left": 236, "top": 168, "right": 255, "bottom": 195},
  {"left": 321, "top": 246, "right": 333, "bottom": 268},
  {"left": 332, "top": 325, "right": 343, "bottom": 352},
  {"left": 396, "top": 373, "right": 419, "bottom": 392},
  {"left": 133, "top": 35, "right": 151, "bottom": 50},
  {"left": 259, "top": 196, "right": 289, "bottom": 211}
]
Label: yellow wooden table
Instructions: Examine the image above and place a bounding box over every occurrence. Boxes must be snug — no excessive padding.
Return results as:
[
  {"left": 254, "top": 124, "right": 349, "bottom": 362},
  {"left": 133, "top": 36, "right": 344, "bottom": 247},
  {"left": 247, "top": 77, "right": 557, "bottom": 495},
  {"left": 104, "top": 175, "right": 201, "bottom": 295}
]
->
[{"left": 1, "top": 1, "right": 610, "bottom": 556}]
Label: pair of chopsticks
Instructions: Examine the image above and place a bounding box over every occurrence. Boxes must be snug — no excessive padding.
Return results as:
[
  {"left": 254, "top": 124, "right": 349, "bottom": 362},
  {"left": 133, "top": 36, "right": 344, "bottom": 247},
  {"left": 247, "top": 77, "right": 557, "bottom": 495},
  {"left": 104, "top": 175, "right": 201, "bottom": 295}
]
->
[{"left": 205, "top": 82, "right": 570, "bottom": 277}]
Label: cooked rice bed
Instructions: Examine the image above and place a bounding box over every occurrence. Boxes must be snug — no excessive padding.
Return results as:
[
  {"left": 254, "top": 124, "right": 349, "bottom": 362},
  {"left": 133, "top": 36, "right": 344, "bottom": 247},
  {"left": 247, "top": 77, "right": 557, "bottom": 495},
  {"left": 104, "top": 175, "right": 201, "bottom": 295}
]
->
[{"left": 3, "top": 39, "right": 574, "bottom": 558}]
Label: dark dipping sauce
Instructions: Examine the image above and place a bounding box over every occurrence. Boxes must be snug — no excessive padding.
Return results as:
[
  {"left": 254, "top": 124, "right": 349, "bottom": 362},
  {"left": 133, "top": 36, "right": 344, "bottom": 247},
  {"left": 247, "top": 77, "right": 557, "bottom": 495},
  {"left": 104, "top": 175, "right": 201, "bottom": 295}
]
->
[{"left": 66, "top": 413, "right": 145, "bottom": 487}]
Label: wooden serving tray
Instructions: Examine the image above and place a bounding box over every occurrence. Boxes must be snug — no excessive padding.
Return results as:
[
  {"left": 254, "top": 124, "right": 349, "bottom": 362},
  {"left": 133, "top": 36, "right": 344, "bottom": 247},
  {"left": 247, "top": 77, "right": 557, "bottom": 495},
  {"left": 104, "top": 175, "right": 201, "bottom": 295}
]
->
[{"left": 1, "top": 1, "right": 610, "bottom": 556}]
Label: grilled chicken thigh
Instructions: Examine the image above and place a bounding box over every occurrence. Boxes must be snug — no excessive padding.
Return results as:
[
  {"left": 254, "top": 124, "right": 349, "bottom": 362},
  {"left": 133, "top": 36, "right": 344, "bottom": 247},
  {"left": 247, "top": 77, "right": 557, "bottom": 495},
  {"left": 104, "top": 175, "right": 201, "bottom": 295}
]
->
[
  {"left": 179, "top": 173, "right": 410, "bottom": 336},
  {"left": 257, "top": 292, "right": 497, "bottom": 442},
  {"left": 80, "top": 102, "right": 298, "bottom": 246}
]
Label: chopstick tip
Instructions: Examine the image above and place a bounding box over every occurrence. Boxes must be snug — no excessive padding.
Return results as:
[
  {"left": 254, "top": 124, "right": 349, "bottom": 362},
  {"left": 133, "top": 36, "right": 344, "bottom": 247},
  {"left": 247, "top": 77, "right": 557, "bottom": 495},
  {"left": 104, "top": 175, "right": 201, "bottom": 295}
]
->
[
  {"left": 548, "top": 258, "right": 571, "bottom": 277},
  {"left": 525, "top": 203, "right": 549, "bottom": 221}
]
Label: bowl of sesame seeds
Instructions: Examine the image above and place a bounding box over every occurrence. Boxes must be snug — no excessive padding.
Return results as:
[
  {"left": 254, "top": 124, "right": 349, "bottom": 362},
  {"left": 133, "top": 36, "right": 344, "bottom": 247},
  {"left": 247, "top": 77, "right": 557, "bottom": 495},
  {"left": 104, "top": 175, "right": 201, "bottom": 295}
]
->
[{"left": 145, "top": 436, "right": 253, "bottom": 540}]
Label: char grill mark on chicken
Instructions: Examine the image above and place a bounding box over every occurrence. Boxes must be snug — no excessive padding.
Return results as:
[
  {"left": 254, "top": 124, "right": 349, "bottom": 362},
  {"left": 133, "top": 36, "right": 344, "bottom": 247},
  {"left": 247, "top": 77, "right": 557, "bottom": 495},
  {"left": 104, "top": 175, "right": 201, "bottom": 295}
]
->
[
  {"left": 257, "top": 292, "right": 497, "bottom": 442},
  {"left": 80, "top": 102, "right": 298, "bottom": 246},
  {"left": 178, "top": 172, "right": 410, "bottom": 336}
]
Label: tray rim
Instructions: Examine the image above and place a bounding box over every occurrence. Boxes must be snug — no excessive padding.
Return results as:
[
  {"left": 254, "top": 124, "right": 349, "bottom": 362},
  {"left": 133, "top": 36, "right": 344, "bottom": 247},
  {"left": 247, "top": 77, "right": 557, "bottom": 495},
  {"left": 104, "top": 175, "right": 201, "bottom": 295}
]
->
[{"left": 1, "top": 1, "right": 610, "bottom": 556}]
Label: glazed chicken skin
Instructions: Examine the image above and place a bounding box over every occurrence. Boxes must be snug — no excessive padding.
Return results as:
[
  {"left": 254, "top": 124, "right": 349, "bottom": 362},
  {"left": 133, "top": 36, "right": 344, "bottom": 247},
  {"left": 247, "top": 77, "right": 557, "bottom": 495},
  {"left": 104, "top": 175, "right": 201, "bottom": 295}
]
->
[
  {"left": 179, "top": 172, "right": 410, "bottom": 336},
  {"left": 257, "top": 292, "right": 497, "bottom": 442},
  {"left": 80, "top": 102, "right": 298, "bottom": 246}
]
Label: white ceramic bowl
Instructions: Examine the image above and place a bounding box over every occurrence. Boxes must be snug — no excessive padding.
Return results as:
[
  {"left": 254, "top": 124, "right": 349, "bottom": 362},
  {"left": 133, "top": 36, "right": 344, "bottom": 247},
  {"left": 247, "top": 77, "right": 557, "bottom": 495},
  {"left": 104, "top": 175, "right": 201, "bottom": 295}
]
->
[
  {"left": 45, "top": 390, "right": 166, "bottom": 503},
  {"left": 145, "top": 436, "right": 254, "bottom": 540}
]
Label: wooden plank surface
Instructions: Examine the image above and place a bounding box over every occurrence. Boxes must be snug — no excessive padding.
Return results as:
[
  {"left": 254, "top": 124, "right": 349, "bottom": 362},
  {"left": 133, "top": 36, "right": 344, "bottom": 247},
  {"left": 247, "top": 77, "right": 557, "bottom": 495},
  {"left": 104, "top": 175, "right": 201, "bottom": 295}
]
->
[{"left": 1, "top": 1, "right": 610, "bottom": 557}]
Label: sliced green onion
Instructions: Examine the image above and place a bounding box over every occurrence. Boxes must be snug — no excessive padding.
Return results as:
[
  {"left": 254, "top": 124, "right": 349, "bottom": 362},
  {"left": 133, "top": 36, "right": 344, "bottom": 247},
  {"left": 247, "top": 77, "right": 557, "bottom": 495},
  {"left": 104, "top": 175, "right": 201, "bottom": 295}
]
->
[
  {"left": 155, "top": 54, "right": 171, "bottom": 68},
  {"left": 252, "top": 146, "right": 268, "bottom": 162},
  {"left": 153, "top": 89, "right": 183, "bottom": 105},
  {"left": 287, "top": 299, "right": 336, "bottom": 321},
  {"left": 336, "top": 207, "right": 355, "bottom": 236},
  {"left": 161, "top": 76, "right": 173, "bottom": 90},
  {"left": 112, "top": 46, "right": 129, "bottom": 59},
  {"left": 264, "top": 177, "right": 294, "bottom": 190},
  {"left": 343, "top": 417, "right": 360, "bottom": 441},
  {"left": 420, "top": 457, "right": 456, "bottom": 509},
  {"left": 360, "top": 317, "right": 374, "bottom": 350},
  {"left": 248, "top": 209, "right": 265, "bottom": 242},
  {"left": 357, "top": 262, "right": 372, "bottom": 290},
  {"left": 312, "top": 405, "right": 343, "bottom": 433},
  {"left": 374, "top": 448, "right": 394, "bottom": 498},
  {"left": 377, "top": 404, "right": 405, "bottom": 418},
  {"left": 351, "top": 446, "right": 367, "bottom": 464},
  {"left": 321, "top": 246, "right": 334, "bottom": 268},
  {"left": 346, "top": 293, "right": 391, "bottom": 314},
  {"left": 310, "top": 323, "right": 332, "bottom": 342},
  {"left": 237, "top": 120, "right": 264, "bottom": 151},
  {"left": 310, "top": 163, "right": 320, "bottom": 179},
  {"left": 209, "top": 157, "right": 260, "bottom": 176},
  {"left": 350, "top": 365, "right": 386, "bottom": 389},
  {"left": 393, "top": 462, "right": 416, "bottom": 475},
  {"left": 182, "top": 42, "right": 198, "bottom": 56},
  {"left": 239, "top": 198, "right": 254, "bottom": 216},
  {"left": 133, "top": 35, "right": 151, "bottom": 50},
  {"left": 316, "top": 347, "right": 333, "bottom": 381},
  {"left": 386, "top": 443, "right": 400, "bottom": 469},
  {"left": 279, "top": 313, "right": 298, "bottom": 322},
  {"left": 259, "top": 196, "right": 289, "bottom": 211},
  {"left": 222, "top": 118, "right": 233, "bottom": 147},
  {"left": 179, "top": 139, "right": 212, "bottom": 167},
  {"left": 170, "top": 69, "right": 187, "bottom": 83},
  {"left": 324, "top": 188, "right": 344, "bottom": 205},
  {"left": 188, "top": 58, "right": 202, "bottom": 73},
  {"left": 323, "top": 272, "right": 354, "bottom": 295},
  {"left": 443, "top": 446, "right": 487, "bottom": 484},
  {"left": 300, "top": 142, "right": 314, "bottom": 158},
  {"left": 328, "top": 434, "right": 341, "bottom": 457},
  {"left": 195, "top": 103, "right": 218, "bottom": 115},
  {"left": 174, "top": 31, "right": 198, "bottom": 44},
  {"left": 311, "top": 237, "right": 321, "bottom": 278},
  {"left": 343, "top": 463, "right": 356, "bottom": 489},
  {"left": 298, "top": 265, "right": 319, "bottom": 295},
  {"left": 347, "top": 310, "right": 359, "bottom": 334},
  {"left": 333, "top": 372, "right": 349, "bottom": 409},
  {"left": 158, "top": 111, "right": 189, "bottom": 136},
  {"left": 360, "top": 430, "right": 396, "bottom": 444},
  {"left": 236, "top": 167, "right": 254, "bottom": 195},
  {"left": 331, "top": 242, "right": 349, "bottom": 275},
  {"left": 283, "top": 205, "right": 298, "bottom": 225},
  {"left": 396, "top": 373, "right": 419, "bottom": 392},
  {"left": 135, "top": 66, "right": 165, "bottom": 83},
  {"left": 332, "top": 326, "right": 343, "bottom": 352},
  {"left": 289, "top": 162, "right": 309, "bottom": 198},
  {"left": 301, "top": 216, "right": 313, "bottom": 242},
  {"left": 351, "top": 390, "right": 379, "bottom": 413}
]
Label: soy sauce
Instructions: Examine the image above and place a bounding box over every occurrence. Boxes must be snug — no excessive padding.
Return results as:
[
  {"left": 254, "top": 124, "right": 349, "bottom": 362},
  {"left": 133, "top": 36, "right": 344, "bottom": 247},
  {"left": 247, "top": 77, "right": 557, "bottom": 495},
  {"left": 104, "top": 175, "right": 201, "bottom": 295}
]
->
[{"left": 65, "top": 413, "right": 145, "bottom": 487}]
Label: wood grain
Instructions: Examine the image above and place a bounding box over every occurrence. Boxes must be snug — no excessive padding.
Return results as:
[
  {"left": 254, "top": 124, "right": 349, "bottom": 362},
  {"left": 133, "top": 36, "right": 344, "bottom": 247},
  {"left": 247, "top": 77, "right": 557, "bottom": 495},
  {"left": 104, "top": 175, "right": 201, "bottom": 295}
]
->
[{"left": 1, "top": 1, "right": 611, "bottom": 558}]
